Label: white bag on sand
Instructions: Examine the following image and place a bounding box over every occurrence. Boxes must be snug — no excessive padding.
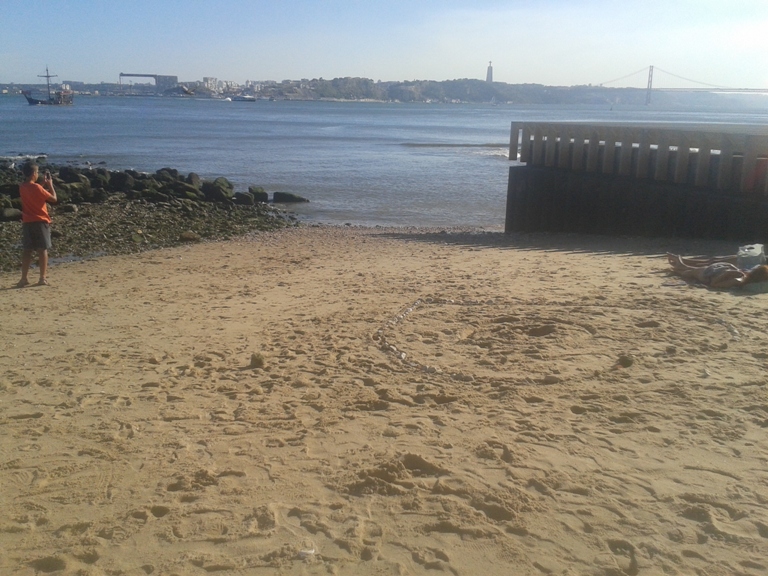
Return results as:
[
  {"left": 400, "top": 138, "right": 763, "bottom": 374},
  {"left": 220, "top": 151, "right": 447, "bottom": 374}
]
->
[{"left": 737, "top": 244, "right": 765, "bottom": 270}]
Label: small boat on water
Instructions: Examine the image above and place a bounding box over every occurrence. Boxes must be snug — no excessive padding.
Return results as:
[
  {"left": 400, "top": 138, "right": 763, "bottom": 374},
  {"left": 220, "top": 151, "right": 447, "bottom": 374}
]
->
[
  {"left": 232, "top": 95, "right": 256, "bottom": 102},
  {"left": 22, "top": 67, "right": 73, "bottom": 106}
]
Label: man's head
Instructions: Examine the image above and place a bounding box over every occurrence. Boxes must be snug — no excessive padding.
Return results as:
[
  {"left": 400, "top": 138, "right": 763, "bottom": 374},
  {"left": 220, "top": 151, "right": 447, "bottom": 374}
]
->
[{"left": 22, "top": 161, "right": 39, "bottom": 179}]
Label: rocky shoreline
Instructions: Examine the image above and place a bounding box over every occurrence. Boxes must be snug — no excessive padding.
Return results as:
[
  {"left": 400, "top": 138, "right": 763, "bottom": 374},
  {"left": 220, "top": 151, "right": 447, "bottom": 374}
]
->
[{"left": 0, "top": 161, "right": 305, "bottom": 272}]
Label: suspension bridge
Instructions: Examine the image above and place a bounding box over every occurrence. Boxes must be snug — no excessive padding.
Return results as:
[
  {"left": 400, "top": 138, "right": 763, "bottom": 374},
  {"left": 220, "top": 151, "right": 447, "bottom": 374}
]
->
[{"left": 599, "top": 65, "right": 768, "bottom": 105}]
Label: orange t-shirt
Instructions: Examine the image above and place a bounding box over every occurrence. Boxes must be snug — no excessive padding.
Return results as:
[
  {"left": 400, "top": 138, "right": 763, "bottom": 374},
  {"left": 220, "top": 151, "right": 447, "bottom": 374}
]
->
[{"left": 19, "top": 182, "right": 54, "bottom": 223}]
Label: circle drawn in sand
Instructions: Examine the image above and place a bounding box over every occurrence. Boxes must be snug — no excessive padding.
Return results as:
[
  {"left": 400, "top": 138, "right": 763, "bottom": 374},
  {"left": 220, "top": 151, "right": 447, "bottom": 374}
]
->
[{"left": 376, "top": 298, "right": 604, "bottom": 383}]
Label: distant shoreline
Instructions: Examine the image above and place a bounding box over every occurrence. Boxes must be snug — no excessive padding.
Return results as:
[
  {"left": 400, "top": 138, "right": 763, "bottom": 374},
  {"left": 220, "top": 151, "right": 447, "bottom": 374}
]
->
[{"left": 5, "top": 76, "right": 768, "bottom": 108}]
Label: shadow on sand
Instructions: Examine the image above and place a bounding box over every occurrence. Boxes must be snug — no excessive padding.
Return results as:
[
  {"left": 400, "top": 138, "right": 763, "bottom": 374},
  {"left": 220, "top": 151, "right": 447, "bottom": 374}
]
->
[{"left": 370, "top": 229, "right": 741, "bottom": 260}]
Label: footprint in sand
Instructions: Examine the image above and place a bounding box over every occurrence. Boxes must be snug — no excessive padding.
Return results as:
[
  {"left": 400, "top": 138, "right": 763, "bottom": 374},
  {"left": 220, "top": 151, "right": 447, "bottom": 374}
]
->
[{"left": 29, "top": 556, "right": 66, "bottom": 573}]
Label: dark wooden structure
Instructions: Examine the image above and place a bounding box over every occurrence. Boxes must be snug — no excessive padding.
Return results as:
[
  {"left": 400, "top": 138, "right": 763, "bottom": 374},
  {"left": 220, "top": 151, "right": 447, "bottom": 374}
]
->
[{"left": 505, "top": 122, "right": 768, "bottom": 240}]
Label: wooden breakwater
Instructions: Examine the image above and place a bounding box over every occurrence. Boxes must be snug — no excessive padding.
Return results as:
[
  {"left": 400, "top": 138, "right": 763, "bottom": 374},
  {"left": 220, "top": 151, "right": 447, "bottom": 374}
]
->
[{"left": 505, "top": 122, "right": 768, "bottom": 240}]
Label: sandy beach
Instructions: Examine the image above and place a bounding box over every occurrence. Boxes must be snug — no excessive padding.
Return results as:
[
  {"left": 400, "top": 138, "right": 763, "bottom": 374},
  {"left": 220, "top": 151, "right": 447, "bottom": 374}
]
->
[{"left": 2, "top": 225, "right": 767, "bottom": 575}]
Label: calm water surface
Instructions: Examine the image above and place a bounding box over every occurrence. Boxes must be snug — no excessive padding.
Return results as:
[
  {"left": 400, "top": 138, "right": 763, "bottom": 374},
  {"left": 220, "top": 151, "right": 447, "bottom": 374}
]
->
[{"left": 2, "top": 96, "right": 768, "bottom": 228}]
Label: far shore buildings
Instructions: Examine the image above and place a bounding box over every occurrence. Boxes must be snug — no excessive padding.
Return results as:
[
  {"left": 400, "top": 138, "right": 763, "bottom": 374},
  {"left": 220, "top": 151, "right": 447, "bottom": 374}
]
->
[{"left": 202, "top": 77, "right": 218, "bottom": 91}]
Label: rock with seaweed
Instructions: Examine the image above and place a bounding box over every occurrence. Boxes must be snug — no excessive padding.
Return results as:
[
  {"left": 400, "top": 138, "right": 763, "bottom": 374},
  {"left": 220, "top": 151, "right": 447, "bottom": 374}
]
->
[
  {"left": 273, "top": 191, "right": 310, "bottom": 203},
  {"left": 0, "top": 163, "right": 301, "bottom": 272}
]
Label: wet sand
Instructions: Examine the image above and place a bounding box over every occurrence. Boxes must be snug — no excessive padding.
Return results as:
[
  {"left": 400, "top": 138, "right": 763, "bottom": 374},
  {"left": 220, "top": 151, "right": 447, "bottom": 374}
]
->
[{"left": 2, "top": 226, "right": 767, "bottom": 575}]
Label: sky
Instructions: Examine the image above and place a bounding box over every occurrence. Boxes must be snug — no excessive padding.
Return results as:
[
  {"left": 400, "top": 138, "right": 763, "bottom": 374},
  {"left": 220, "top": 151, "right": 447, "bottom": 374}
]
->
[{"left": 2, "top": 0, "right": 767, "bottom": 89}]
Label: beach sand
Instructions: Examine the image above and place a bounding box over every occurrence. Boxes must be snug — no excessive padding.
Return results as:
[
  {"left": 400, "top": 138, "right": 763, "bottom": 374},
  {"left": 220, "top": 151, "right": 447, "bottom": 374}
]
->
[{"left": 1, "top": 226, "right": 767, "bottom": 575}]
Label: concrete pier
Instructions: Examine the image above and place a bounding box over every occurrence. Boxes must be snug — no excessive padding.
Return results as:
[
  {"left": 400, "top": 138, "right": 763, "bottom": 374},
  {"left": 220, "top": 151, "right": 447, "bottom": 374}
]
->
[{"left": 506, "top": 122, "right": 768, "bottom": 240}]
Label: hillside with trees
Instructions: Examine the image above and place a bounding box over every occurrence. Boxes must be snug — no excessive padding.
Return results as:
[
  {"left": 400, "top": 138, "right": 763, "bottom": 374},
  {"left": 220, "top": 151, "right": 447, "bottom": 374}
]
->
[{"left": 263, "top": 77, "right": 763, "bottom": 109}]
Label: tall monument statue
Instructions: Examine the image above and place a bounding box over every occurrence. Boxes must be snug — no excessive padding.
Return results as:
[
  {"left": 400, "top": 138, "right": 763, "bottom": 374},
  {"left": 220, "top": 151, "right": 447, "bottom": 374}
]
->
[{"left": 486, "top": 61, "right": 493, "bottom": 83}]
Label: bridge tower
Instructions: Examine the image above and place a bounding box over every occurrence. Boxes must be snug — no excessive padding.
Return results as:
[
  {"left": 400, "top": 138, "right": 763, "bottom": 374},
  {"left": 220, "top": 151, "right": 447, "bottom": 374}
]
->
[{"left": 645, "top": 65, "right": 654, "bottom": 105}]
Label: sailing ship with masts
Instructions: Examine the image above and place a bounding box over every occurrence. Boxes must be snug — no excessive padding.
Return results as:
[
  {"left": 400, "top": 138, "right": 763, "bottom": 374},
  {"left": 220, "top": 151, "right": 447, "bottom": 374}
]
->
[{"left": 22, "top": 67, "right": 74, "bottom": 105}]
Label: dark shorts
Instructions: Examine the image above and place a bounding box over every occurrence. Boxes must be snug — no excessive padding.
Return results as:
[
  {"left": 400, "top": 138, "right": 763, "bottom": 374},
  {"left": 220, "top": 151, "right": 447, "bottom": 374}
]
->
[
  {"left": 21, "top": 221, "right": 52, "bottom": 251},
  {"left": 703, "top": 262, "right": 738, "bottom": 284}
]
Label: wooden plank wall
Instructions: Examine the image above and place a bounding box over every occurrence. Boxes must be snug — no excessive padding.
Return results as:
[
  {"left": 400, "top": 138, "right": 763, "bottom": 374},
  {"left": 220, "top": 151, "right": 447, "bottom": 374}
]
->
[
  {"left": 505, "top": 122, "right": 768, "bottom": 239},
  {"left": 509, "top": 123, "right": 768, "bottom": 195}
]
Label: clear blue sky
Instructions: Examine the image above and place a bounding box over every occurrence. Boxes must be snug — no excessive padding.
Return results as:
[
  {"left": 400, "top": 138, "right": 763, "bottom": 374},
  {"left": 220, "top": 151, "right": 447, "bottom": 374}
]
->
[{"left": 3, "top": 0, "right": 766, "bottom": 88}]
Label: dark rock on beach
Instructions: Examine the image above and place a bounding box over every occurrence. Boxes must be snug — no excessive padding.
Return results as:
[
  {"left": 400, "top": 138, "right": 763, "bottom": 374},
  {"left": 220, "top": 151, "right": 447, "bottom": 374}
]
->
[
  {"left": 155, "top": 167, "right": 180, "bottom": 182},
  {"left": 0, "top": 162, "right": 302, "bottom": 272},
  {"left": 2, "top": 208, "right": 22, "bottom": 222},
  {"left": 233, "top": 192, "right": 256, "bottom": 206},
  {"left": 273, "top": 191, "right": 310, "bottom": 203},
  {"left": 249, "top": 186, "right": 269, "bottom": 204},
  {"left": 0, "top": 183, "right": 18, "bottom": 198},
  {"left": 186, "top": 172, "right": 202, "bottom": 189},
  {"left": 202, "top": 177, "right": 235, "bottom": 203},
  {"left": 179, "top": 230, "right": 202, "bottom": 242},
  {"left": 110, "top": 171, "right": 135, "bottom": 192},
  {"left": 58, "top": 166, "right": 87, "bottom": 184}
]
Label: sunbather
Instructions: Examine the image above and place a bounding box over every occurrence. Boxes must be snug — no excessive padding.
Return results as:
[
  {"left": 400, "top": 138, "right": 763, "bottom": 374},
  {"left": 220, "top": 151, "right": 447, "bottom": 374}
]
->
[
  {"left": 668, "top": 254, "right": 768, "bottom": 289},
  {"left": 666, "top": 253, "right": 737, "bottom": 268}
]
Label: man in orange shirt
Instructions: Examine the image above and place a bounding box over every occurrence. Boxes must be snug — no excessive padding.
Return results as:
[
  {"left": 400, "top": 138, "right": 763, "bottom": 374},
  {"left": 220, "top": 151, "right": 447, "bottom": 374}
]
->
[{"left": 17, "top": 162, "right": 57, "bottom": 287}]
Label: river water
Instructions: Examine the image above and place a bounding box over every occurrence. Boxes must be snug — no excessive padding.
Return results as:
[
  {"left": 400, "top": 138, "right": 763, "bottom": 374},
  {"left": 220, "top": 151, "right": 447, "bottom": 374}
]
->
[{"left": 2, "top": 96, "right": 767, "bottom": 228}]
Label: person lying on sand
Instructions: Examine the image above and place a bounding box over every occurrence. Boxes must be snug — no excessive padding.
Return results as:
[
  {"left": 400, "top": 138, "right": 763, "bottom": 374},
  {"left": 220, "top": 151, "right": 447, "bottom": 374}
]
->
[
  {"left": 667, "top": 253, "right": 737, "bottom": 267},
  {"left": 667, "top": 254, "right": 768, "bottom": 289}
]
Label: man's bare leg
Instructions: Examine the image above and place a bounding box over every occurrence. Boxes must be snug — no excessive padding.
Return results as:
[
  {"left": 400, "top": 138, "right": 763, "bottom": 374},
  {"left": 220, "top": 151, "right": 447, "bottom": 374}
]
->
[
  {"left": 17, "top": 249, "right": 33, "bottom": 288},
  {"left": 667, "top": 253, "right": 737, "bottom": 268},
  {"left": 37, "top": 249, "right": 48, "bottom": 285},
  {"left": 668, "top": 254, "right": 693, "bottom": 273}
]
